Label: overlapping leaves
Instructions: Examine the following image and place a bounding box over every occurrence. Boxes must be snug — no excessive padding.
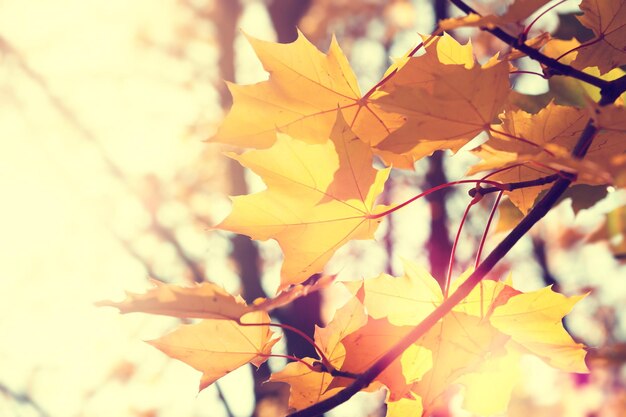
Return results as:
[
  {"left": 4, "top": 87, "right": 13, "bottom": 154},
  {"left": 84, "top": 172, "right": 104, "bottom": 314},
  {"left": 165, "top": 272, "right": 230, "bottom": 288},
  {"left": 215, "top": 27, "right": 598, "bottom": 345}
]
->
[{"left": 99, "top": 2, "right": 626, "bottom": 414}]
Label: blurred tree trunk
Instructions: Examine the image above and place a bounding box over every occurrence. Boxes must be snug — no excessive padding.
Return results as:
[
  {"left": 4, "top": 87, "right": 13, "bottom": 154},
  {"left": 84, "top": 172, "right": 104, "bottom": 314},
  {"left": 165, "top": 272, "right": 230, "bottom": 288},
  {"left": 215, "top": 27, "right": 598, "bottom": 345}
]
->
[
  {"left": 212, "top": 1, "right": 317, "bottom": 414},
  {"left": 425, "top": 0, "right": 453, "bottom": 288},
  {"left": 211, "top": 1, "right": 280, "bottom": 414},
  {"left": 266, "top": 0, "right": 322, "bottom": 361}
]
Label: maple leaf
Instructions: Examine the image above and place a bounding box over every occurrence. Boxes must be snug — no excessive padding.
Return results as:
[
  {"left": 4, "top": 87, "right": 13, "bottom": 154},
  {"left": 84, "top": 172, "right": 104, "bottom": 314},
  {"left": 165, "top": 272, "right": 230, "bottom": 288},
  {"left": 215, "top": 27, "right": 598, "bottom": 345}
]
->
[
  {"left": 96, "top": 279, "right": 253, "bottom": 320},
  {"left": 455, "top": 345, "right": 522, "bottom": 415},
  {"left": 270, "top": 296, "right": 368, "bottom": 411},
  {"left": 269, "top": 359, "right": 343, "bottom": 412},
  {"left": 148, "top": 311, "right": 279, "bottom": 391},
  {"left": 98, "top": 276, "right": 335, "bottom": 321},
  {"left": 347, "top": 260, "right": 442, "bottom": 326},
  {"left": 216, "top": 113, "right": 390, "bottom": 290},
  {"left": 471, "top": 102, "right": 624, "bottom": 213},
  {"left": 411, "top": 311, "right": 510, "bottom": 414},
  {"left": 213, "top": 31, "right": 404, "bottom": 151},
  {"left": 345, "top": 261, "right": 587, "bottom": 413},
  {"left": 490, "top": 286, "right": 589, "bottom": 373},
  {"left": 440, "top": 0, "right": 551, "bottom": 30},
  {"left": 334, "top": 316, "right": 432, "bottom": 400},
  {"left": 573, "top": 0, "right": 626, "bottom": 75},
  {"left": 542, "top": 38, "right": 626, "bottom": 106},
  {"left": 373, "top": 34, "right": 510, "bottom": 161}
]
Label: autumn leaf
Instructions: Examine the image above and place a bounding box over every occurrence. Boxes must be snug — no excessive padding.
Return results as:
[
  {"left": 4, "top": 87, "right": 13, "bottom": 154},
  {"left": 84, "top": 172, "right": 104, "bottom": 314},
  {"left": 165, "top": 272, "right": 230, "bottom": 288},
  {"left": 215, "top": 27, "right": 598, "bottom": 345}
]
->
[
  {"left": 344, "top": 261, "right": 587, "bottom": 413},
  {"left": 455, "top": 345, "right": 522, "bottom": 415},
  {"left": 373, "top": 33, "right": 510, "bottom": 161},
  {"left": 385, "top": 394, "right": 423, "bottom": 417},
  {"left": 252, "top": 275, "right": 335, "bottom": 312},
  {"left": 490, "top": 286, "right": 589, "bottom": 373},
  {"left": 216, "top": 112, "right": 390, "bottom": 290},
  {"left": 412, "top": 311, "right": 510, "bottom": 414},
  {"left": 573, "top": 0, "right": 626, "bottom": 75},
  {"left": 98, "top": 276, "right": 335, "bottom": 321},
  {"left": 471, "top": 102, "right": 623, "bottom": 213},
  {"left": 96, "top": 279, "right": 253, "bottom": 320},
  {"left": 348, "top": 260, "right": 442, "bottom": 326},
  {"left": 542, "top": 38, "right": 626, "bottom": 106},
  {"left": 334, "top": 316, "right": 432, "bottom": 400},
  {"left": 213, "top": 31, "right": 404, "bottom": 150},
  {"left": 269, "top": 359, "right": 343, "bottom": 412},
  {"left": 148, "top": 311, "right": 279, "bottom": 391}
]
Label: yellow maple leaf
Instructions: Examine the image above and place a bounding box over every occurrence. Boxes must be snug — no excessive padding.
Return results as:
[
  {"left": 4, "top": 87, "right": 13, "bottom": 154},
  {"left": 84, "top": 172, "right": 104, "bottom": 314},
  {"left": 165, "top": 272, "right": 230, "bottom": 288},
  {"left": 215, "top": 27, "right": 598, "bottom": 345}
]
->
[
  {"left": 346, "top": 261, "right": 587, "bottom": 413},
  {"left": 573, "top": 0, "right": 626, "bottom": 75},
  {"left": 148, "top": 311, "right": 279, "bottom": 391},
  {"left": 412, "top": 311, "right": 510, "bottom": 414},
  {"left": 373, "top": 33, "right": 510, "bottom": 161},
  {"left": 213, "top": 31, "right": 404, "bottom": 151},
  {"left": 216, "top": 113, "right": 390, "bottom": 290},
  {"left": 490, "top": 286, "right": 589, "bottom": 373}
]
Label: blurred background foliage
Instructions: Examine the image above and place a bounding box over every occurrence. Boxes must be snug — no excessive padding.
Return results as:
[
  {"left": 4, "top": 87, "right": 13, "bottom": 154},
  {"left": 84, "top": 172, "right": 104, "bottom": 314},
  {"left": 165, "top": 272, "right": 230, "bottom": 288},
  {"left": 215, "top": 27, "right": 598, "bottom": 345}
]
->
[{"left": 0, "top": 0, "right": 624, "bottom": 416}]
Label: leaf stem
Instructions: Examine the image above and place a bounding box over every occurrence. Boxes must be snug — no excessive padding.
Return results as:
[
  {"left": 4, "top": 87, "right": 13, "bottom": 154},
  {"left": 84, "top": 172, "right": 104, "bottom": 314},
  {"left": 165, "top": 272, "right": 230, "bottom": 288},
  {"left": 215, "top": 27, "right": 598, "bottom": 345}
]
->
[
  {"left": 510, "top": 70, "right": 548, "bottom": 79},
  {"left": 367, "top": 179, "right": 506, "bottom": 219},
  {"left": 258, "top": 353, "right": 319, "bottom": 372},
  {"left": 475, "top": 190, "right": 503, "bottom": 268},
  {"left": 447, "top": 0, "right": 609, "bottom": 90},
  {"left": 522, "top": 0, "right": 567, "bottom": 39},
  {"left": 444, "top": 196, "right": 479, "bottom": 298}
]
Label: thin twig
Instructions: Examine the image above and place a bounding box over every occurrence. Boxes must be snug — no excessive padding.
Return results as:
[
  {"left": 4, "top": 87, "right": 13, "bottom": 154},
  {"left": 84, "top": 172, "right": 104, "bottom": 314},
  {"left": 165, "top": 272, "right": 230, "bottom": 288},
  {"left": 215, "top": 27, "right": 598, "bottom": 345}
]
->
[
  {"left": 0, "top": 383, "right": 50, "bottom": 417},
  {"left": 447, "top": 0, "right": 609, "bottom": 90},
  {"left": 468, "top": 174, "right": 562, "bottom": 197}
]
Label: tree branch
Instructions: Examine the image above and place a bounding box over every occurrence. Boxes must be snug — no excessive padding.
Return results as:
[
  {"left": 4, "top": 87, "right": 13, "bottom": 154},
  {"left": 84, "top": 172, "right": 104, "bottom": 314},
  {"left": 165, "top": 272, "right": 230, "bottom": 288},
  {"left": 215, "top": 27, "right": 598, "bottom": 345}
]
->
[
  {"left": 468, "top": 173, "right": 562, "bottom": 197},
  {"left": 0, "top": 383, "right": 50, "bottom": 417},
  {"left": 447, "top": 0, "right": 610, "bottom": 90}
]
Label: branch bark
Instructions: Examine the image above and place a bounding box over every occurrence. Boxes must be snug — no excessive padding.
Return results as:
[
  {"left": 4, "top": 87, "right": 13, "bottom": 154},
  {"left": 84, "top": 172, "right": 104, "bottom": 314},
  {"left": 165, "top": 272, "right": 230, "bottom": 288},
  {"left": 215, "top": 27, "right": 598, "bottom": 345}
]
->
[{"left": 447, "top": 0, "right": 610, "bottom": 90}]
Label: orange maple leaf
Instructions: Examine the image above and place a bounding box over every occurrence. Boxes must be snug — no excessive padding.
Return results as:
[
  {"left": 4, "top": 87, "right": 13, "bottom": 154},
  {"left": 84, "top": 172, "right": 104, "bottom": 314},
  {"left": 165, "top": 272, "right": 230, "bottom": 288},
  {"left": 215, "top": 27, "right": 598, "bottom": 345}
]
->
[
  {"left": 216, "top": 113, "right": 390, "bottom": 290},
  {"left": 573, "top": 0, "right": 626, "bottom": 75}
]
